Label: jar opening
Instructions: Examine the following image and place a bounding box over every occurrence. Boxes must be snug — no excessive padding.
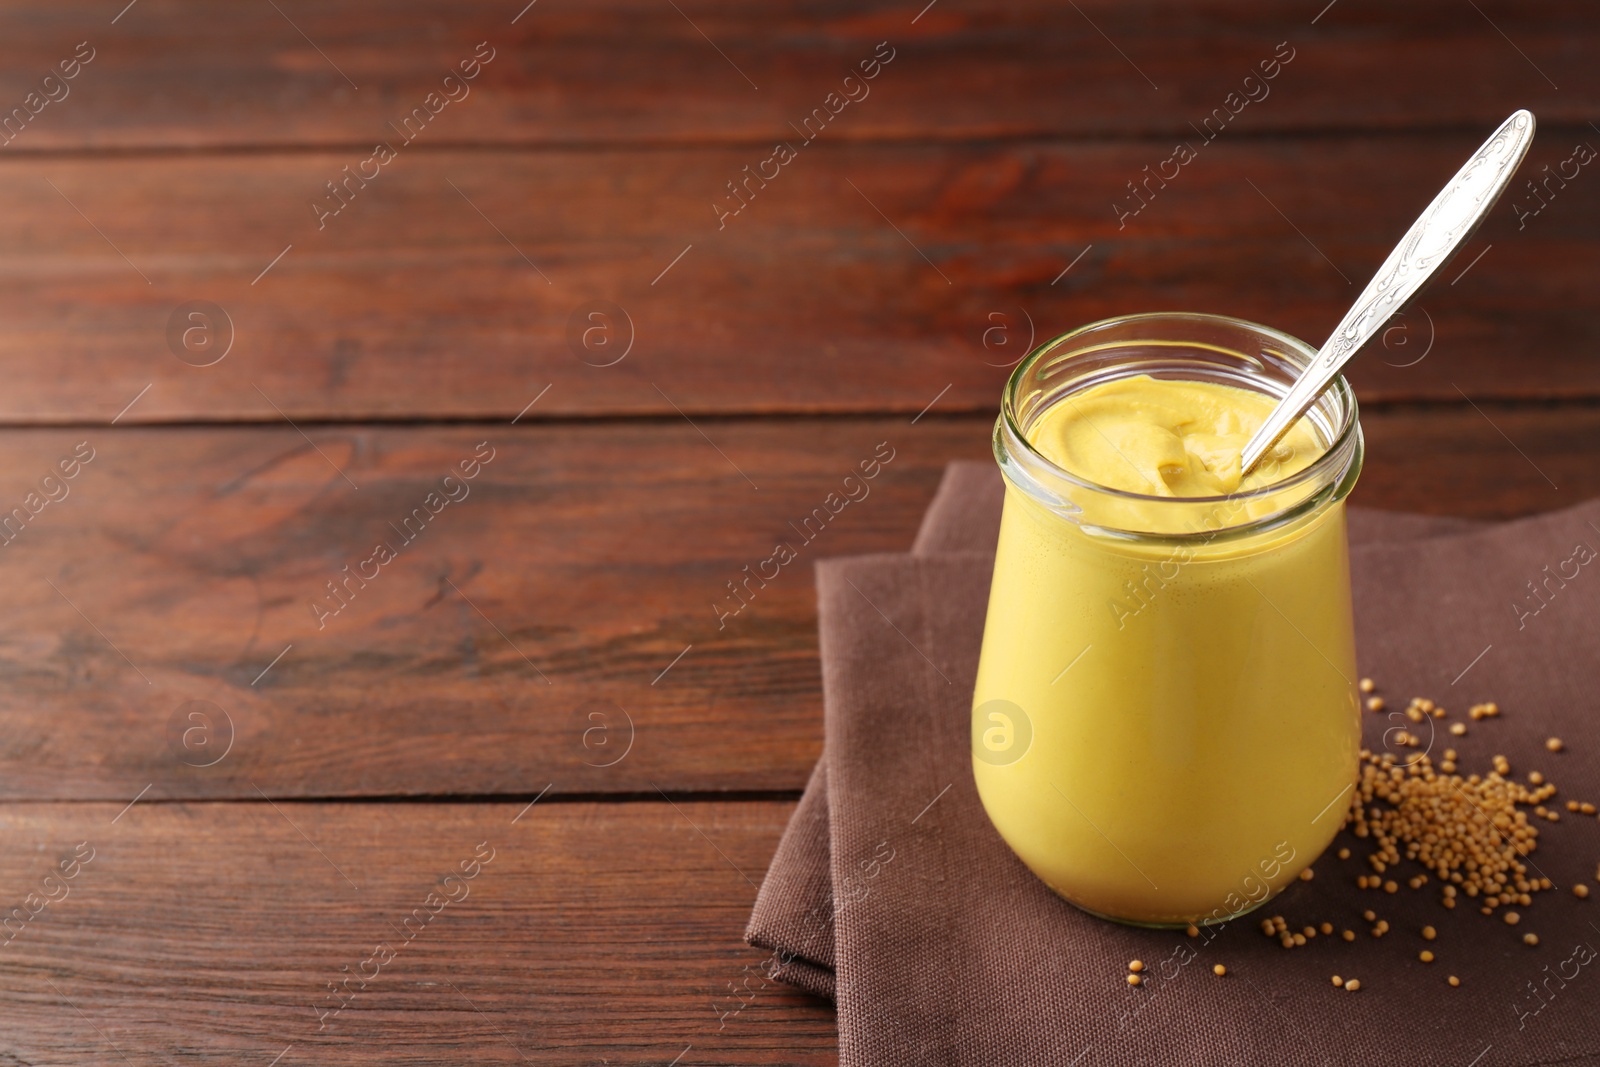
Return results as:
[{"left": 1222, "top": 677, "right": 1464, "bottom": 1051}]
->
[{"left": 996, "top": 312, "right": 1363, "bottom": 540}]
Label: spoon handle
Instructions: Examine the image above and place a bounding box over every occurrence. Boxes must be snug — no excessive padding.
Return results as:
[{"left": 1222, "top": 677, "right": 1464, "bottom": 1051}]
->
[{"left": 1240, "top": 109, "right": 1537, "bottom": 475}]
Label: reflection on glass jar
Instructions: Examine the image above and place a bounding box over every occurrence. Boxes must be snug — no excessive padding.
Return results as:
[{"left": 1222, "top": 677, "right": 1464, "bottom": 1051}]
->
[{"left": 972, "top": 312, "right": 1364, "bottom": 928}]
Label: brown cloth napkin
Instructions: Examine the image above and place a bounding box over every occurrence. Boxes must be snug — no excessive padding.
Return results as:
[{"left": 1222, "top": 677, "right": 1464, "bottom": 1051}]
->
[
  {"left": 749, "top": 462, "right": 1600, "bottom": 1066},
  {"left": 748, "top": 464, "right": 1481, "bottom": 998}
]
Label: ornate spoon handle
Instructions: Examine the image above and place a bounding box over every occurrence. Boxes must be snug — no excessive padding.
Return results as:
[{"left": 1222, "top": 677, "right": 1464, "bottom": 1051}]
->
[{"left": 1240, "top": 109, "right": 1536, "bottom": 476}]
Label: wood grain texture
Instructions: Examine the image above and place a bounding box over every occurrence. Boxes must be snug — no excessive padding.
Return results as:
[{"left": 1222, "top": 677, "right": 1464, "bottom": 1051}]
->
[
  {"left": 0, "top": 407, "right": 1592, "bottom": 802},
  {"left": 0, "top": 799, "right": 836, "bottom": 1064},
  {"left": 0, "top": 0, "right": 1589, "bottom": 150},
  {"left": 2, "top": 135, "right": 1596, "bottom": 425},
  {"left": 0, "top": 418, "right": 985, "bottom": 800}
]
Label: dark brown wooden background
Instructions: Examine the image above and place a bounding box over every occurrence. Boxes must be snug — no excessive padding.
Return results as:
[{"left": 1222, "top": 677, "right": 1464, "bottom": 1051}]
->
[{"left": 0, "top": 1, "right": 1593, "bottom": 1062}]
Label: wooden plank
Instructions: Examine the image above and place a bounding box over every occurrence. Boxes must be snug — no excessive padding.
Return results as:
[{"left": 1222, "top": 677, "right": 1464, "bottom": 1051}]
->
[
  {"left": 0, "top": 798, "right": 837, "bottom": 1064},
  {"left": 0, "top": 418, "right": 981, "bottom": 800},
  {"left": 0, "top": 407, "right": 1595, "bottom": 801},
  {"left": 2, "top": 135, "right": 1596, "bottom": 425},
  {"left": 0, "top": 0, "right": 1590, "bottom": 150}
]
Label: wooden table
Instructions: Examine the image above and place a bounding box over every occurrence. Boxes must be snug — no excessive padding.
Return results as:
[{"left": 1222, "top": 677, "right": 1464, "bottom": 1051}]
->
[{"left": 0, "top": 2, "right": 1594, "bottom": 1062}]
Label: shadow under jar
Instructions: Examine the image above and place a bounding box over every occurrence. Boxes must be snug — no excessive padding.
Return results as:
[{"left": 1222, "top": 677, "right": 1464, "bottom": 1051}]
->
[{"left": 971, "top": 312, "right": 1364, "bottom": 928}]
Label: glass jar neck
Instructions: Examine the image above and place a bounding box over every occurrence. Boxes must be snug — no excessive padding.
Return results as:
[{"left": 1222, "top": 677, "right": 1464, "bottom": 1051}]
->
[{"left": 995, "top": 313, "right": 1363, "bottom": 543}]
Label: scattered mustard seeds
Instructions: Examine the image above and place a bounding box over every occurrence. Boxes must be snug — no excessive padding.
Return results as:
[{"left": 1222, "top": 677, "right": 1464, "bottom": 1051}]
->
[{"left": 1342, "top": 747, "right": 1555, "bottom": 923}]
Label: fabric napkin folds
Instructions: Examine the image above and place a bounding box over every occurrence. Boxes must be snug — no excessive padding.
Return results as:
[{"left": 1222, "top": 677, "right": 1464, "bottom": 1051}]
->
[{"left": 748, "top": 461, "right": 1600, "bottom": 1066}]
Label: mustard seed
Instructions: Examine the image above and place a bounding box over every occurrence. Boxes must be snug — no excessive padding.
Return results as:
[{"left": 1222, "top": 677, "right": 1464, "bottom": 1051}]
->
[
  {"left": 1384, "top": 880, "right": 1398, "bottom": 894},
  {"left": 1342, "top": 929, "right": 1355, "bottom": 941},
  {"left": 1332, "top": 975, "right": 1344, "bottom": 987},
  {"left": 1422, "top": 926, "right": 1436, "bottom": 940},
  {"left": 1366, "top": 697, "right": 1385, "bottom": 712},
  {"left": 1448, "top": 976, "right": 1460, "bottom": 987},
  {"left": 1524, "top": 933, "right": 1539, "bottom": 946},
  {"left": 1546, "top": 737, "right": 1564, "bottom": 753},
  {"left": 1187, "top": 924, "right": 1199, "bottom": 937},
  {"left": 1213, "top": 964, "right": 1226, "bottom": 976},
  {"left": 1345, "top": 979, "right": 1361, "bottom": 992},
  {"left": 1359, "top": 678, "right": 1375, "bottom": 693},
  {"left": 1362, "top": 909, "right": 1376, "bottom": 922},
  {"left": 1299, "top": 867, "right": 1314, "bottom": 881},
  {"left": 1338, "top": 848, "right": 1350, "bottom": 860},
  {"left": 1128, "top": 960, "right": 1144, "bottom": 973},
  {"left": 1504, "top": 911, "right": 1520, "bottom": 925},
  {"left": 1320, "top": 922, "right": 1334, "bottom": 936},
  {"left": 1419, "top": 950, "right": 1434, "bottom": 963},
  {"left": 1450, "top": 723, "right": 1467, "bottom": 736},
  {"left": 1575, "top": 885, "right": 1590, "bottom": 899},
  {"left": 1127, "top": 973, "right": 1142, "bottom": 986}
]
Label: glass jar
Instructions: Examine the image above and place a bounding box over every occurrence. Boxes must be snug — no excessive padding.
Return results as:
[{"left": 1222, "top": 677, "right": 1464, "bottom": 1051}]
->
[{"left": 971, "top": 312, "right": 1364, "bottom": 928}]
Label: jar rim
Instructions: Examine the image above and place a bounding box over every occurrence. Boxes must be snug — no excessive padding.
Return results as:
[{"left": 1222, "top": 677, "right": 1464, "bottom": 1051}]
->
[{"left": 999, "top": 310, "right": 1361, "bottom": 510}]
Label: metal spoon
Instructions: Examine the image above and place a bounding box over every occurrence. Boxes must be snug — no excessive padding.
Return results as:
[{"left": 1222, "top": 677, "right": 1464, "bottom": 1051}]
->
[{"left": 1239, "top": 109, "right": 1536, "bottom": 476}]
